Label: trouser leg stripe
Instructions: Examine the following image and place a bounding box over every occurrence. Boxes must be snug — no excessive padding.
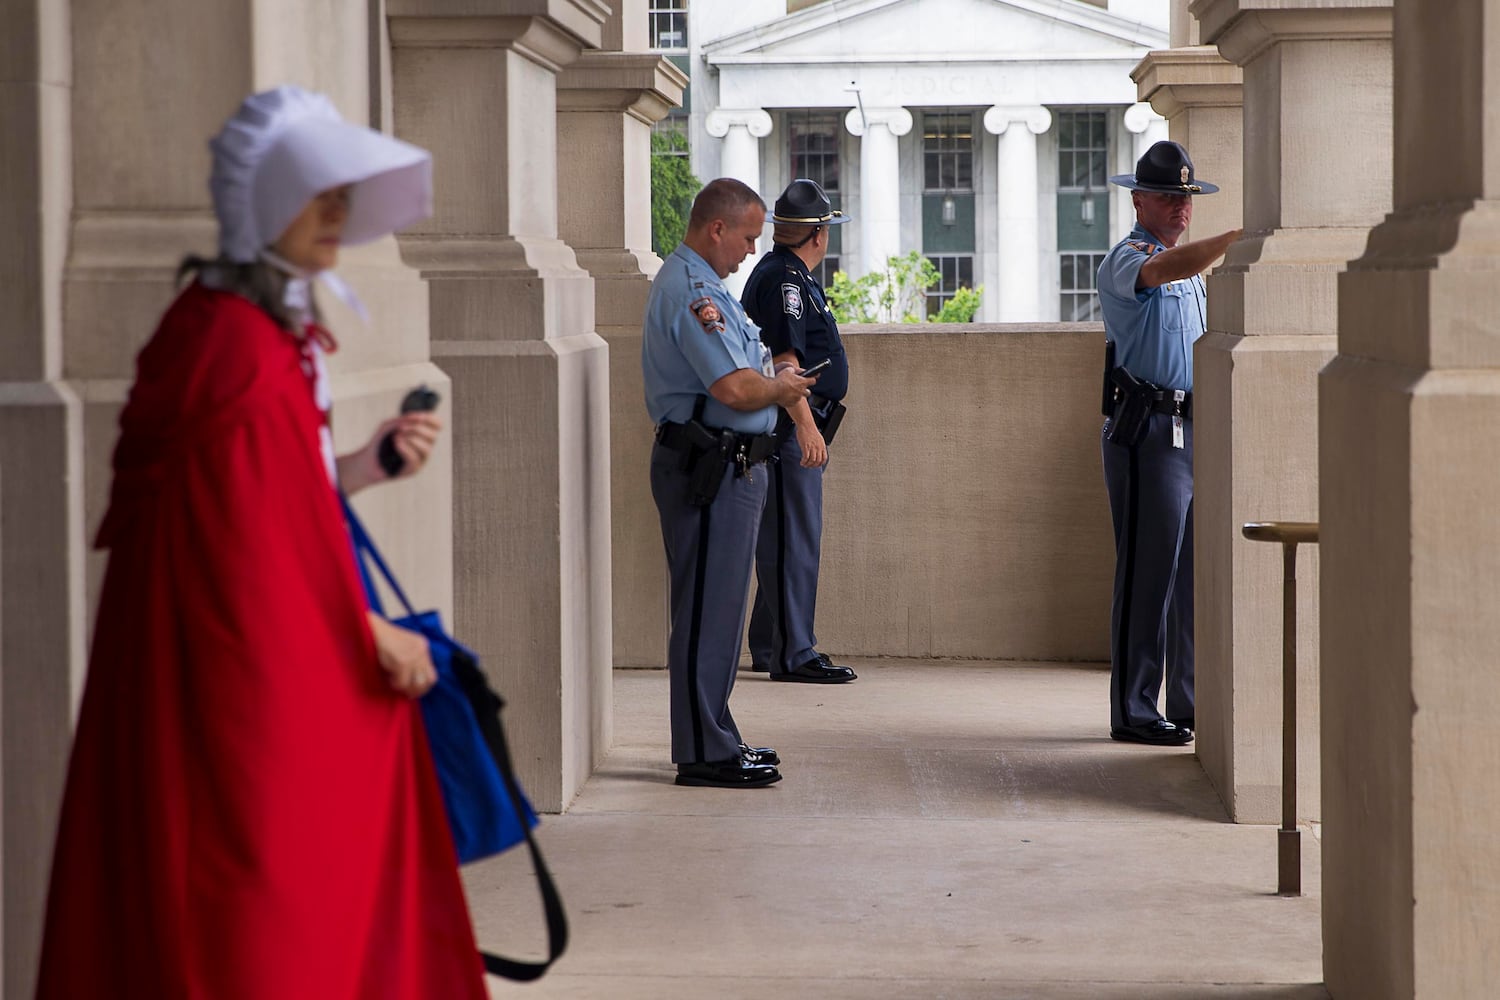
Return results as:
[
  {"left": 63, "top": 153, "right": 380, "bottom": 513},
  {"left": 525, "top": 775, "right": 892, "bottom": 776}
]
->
[
  {"left": 686, "top": 504, "right": 711, "bottom": 761},
  {"left": 1116, "top": 445, "right": 1140, "bottom": 716},
  {"left": 772, "top": 457, "right": 789, "bottom": 671}
]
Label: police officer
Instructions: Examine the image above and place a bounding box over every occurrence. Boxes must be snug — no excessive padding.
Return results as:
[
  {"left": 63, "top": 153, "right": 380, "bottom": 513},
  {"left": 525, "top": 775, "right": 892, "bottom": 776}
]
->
[
  {"left": 1098, "top": 141, "right": 1240, "bottom": 746},
  {"left": 741, "top": 179, "right": 857, "bottom": 684},
  {"left": 643, "top": 178, "right": 818, "bottom": 787}
]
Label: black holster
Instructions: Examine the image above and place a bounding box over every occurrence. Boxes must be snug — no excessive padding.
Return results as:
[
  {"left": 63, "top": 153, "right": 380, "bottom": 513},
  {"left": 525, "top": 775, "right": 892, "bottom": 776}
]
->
[
  {"left": 686, "top": 428, "right": 736, "bottom": 505},
  {"left": 809, "top": 394, "right": 847, "bottom": 445},
  {"left": 1104, "top": 366, "right": 1153, "bottom": 448},
  {"left": 656, "top": 419, "right": 735, "bottom": 507}
]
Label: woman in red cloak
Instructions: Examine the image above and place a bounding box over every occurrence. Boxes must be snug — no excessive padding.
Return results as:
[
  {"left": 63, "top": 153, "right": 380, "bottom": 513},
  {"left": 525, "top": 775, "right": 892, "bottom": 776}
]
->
[{"left": 35, "top": 87, "right": 488, "bottom": 999}]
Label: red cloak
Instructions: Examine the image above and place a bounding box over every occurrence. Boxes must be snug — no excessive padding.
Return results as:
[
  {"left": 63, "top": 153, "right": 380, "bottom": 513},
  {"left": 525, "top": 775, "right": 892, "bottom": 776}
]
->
[{"left": 36, "top": 284, "right": 487, "bottom": 999}]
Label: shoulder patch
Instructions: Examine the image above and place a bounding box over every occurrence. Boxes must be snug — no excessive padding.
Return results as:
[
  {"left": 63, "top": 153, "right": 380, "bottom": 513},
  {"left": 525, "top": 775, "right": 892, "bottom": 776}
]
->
[
  {"left": 1126, "top": 240, "right": 1159, "bottom": 254},
  {"left": 782, "top": 282, "right": 804, "bottom": 320},
  {"left": 689, "top": 296, "right": 725, "bottom": 334}
]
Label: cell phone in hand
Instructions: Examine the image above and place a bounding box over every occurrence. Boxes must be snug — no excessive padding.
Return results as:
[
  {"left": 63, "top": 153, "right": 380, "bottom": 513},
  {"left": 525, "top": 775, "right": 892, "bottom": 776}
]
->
[
  {"left": 378, "top": 385, "right": 442, "bottom": 477},
  {"left": 797, "top": 358, "right": 831, "bottom": 378}
]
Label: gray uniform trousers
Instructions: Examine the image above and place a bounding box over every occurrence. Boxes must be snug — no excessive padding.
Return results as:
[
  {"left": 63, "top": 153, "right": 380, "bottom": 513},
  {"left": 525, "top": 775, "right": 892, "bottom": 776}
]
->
[
  {"left": 1101, "top": 411, "right": 1195, "bottom": 729},
  {"left": 748, "top": 431, "right": 825, "bottom": 673},
  {"left": 650, "top": 441, "right": 768, "bottom": 763}
]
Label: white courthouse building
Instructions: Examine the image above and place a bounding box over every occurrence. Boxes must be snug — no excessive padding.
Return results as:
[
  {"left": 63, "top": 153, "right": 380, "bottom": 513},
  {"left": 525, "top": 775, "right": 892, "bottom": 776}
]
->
[{"left": 651, "top": 0, "right": 1170, "bottom": 319}]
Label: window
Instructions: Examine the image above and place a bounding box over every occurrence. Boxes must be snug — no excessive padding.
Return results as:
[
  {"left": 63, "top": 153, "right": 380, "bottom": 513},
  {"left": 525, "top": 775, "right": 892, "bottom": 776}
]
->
[
  {"left": 789, "top": 111, "right": 841, "bottom": 195},
  {"left": 649, "top": 0, "right": 687, "bottom": 52},
  {"left": 923, "top": 112, "right": 974, "bottom": 192},
  {"left": 927, "top": 254, "right": 975, "bottom": 317},
  {"left": 1060, "top": 252, "right": 1107, "bottom": 322},
  {"left": 787, "top": 111, "right": 842, "bottom": 286},
  {"left": 652, "top": 116, "right": 689, "bottom": 156},
  {"left": 1057, "top": 110, "right": 1109, "bottom": 318},
  {"left": 1057, "top": 109, "right": 1107, "bottom": 191}
]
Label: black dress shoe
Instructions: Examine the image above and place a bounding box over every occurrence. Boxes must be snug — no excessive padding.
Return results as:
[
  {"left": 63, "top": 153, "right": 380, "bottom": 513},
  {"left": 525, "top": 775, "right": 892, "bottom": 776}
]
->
[
  {"left": 770, "top": 655, "right": 857, "bottom": 684},
  {"left": 1110, "top": 720, "right": 1193, "bottom": 746},
  {"left": 1169, "top": 717, "right": 1195, "bottom": 732},
  {"left": 675, "top": 758, "right": 782, "bottom": 787},
  {"left": 814, "top": 651, "right": 851, "bottom": 672},
  {"left": 739, "top": 743, "right": 780, "bottom": 766}
]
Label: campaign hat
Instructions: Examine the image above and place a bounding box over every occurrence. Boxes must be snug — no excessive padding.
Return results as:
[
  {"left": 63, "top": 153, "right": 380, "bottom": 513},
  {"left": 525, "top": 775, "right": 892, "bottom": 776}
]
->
[
  {"left": 771, "top": 178, "right": 851, "bottom": 225},
  {"left": 1108, "top": 140, "right": 1219, "bottom": 195}
]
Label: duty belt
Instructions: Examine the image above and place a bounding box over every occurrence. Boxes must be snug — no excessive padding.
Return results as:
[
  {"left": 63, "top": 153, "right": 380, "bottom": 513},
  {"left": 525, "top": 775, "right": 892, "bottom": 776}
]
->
[
  {"left": 655, "top": 421, "right": 779, "bottom": 465},
  {"left": 1148, "top": 390, "right": 1192, "bottom": 419}
]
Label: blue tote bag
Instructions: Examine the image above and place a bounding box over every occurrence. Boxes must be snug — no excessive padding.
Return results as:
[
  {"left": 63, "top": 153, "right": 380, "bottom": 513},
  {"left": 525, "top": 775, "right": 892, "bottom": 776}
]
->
[{"left": 343, "top": 498, "right": 567, "bottom": 981}]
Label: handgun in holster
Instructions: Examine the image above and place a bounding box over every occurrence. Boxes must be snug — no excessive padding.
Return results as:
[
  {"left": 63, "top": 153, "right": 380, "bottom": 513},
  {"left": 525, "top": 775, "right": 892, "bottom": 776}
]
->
[
  {"left": 686, "top": 424, "right": 735, "bottom": 506},
  {"left": 1104, "top": 364, "right": 1154, "bottom": 448}
]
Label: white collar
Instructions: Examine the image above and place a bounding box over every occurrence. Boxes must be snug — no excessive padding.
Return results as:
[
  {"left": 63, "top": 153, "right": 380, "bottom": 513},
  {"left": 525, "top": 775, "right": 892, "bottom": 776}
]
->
[{"left": 258, "top": 249, "right": 369, "bottom": 326}]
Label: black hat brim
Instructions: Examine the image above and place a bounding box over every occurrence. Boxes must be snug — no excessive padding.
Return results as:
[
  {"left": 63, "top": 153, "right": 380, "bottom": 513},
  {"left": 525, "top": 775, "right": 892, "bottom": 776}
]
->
[{"left": 1109, "top": 173, "right": 1220, "bottom": 196}]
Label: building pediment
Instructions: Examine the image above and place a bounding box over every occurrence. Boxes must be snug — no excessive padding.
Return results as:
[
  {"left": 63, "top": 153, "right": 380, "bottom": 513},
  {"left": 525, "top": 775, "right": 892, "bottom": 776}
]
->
[{"left": 703, "top": 0, "right": 1167, "bottom": 66}]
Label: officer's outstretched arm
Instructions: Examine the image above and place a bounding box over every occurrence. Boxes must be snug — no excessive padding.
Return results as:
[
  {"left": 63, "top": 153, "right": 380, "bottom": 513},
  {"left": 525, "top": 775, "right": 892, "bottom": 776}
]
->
[
  {"left": 1138, "top": 228, "right": 1242, "bottom": 290},
  {"left": 710, "top": 366, "right": 814, "bottom": 411}
]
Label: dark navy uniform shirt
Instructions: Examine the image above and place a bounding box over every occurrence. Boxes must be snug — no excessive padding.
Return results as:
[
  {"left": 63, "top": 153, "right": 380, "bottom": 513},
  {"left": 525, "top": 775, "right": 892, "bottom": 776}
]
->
[{"left": 741, "top": 245, "right": 849, "bottom": 401}]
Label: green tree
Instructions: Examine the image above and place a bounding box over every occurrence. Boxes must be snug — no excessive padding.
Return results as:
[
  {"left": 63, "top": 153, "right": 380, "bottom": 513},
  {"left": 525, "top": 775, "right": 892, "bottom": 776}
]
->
[
  {"left": 650, "top": 130, "right": 701, "bottom": 256},
  {"left": 932, "top": 284, "right": 983, "bottom": 323},
  {"left": 826, "top": 251, "right": 983, "bottom": 324}
]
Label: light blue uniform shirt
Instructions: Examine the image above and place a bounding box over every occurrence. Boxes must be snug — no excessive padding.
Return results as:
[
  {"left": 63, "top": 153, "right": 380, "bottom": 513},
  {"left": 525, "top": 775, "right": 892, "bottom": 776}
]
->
[
  {"left": 642, "top": 244, "right": 777, "bottom": 434},
  {"left": 1096, "top": 224, "right": 1207, "bottom": 392}
]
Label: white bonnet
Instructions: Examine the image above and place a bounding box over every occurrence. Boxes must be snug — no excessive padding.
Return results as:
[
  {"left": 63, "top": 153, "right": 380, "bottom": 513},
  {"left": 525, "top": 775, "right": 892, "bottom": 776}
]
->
[{"left": 209, "top": 85, "right": 432, "bottom": 263}]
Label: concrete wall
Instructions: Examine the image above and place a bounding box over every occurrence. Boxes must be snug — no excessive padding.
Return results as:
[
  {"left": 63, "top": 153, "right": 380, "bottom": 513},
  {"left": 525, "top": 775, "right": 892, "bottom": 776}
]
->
[
  {"left": 616, "top": 322, "right": 1117, "bottom": 667},
  {"left": 1, "top": 2, "right": 452, "bottom": 994}
]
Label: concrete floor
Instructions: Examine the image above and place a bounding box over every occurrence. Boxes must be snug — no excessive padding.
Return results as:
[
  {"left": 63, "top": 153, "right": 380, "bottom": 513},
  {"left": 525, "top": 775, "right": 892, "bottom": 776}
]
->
[{"left": 467, "top": 660, "right": 1327, "bottom": 999}]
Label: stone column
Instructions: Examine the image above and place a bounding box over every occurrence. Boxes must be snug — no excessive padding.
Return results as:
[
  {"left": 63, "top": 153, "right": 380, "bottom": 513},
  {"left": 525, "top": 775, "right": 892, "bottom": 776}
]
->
[
  {"left": 1188, "top": 0, "right": 1392, "bottom": 824},
  {"left": 982, "top": 105, "right": 1051, "bottom": 322},
  {"left": 845, "top": 106, "right": 913, "bottom": 277},
  {"left": 3, "top": 1, "right": 446, "bottom": 995},
  {"left": 388, "top": 1, "right": 611, "bottom": 813},
  {"left": 1131, "top": 45, "right": 1244, "bottom": 244},
  {"left": 0, "top": 4, "right": 80, "bottom": 996},
  {"left": 557, "top": 15, "right": 686, "bottom": 671},
  {"left": 1323, "top": 1, "right": 1500, "bottom": 994},
  {"left": 1116, "top": 103, "right": 1170, "bottom": 241},
  {"left": 1131, "top": 37, "right": 1244, "bottom": 817},
  {"left": 704, "top": 107, "right": 772, "bottom": 295},
  {"left": 705, "top": 107, "right": 772, "bottom": 192},
  {"left": 1124, "top": 101, "right": 1168, "bottom": 165}
]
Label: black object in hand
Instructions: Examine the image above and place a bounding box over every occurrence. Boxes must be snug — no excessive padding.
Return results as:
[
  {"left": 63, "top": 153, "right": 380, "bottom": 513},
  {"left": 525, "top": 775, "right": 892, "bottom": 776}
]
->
[{"left": 378, "top": 385, "right": 442, "bottom": 477}]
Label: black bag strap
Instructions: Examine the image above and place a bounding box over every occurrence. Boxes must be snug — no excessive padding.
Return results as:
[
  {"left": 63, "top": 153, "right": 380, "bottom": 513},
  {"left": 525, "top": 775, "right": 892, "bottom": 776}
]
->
[
  {"left": 341, "top": 496, "right": 569, "bottom": 981},
  {"left": 453, "top": 647, "right": 569, "bottom": 980}
]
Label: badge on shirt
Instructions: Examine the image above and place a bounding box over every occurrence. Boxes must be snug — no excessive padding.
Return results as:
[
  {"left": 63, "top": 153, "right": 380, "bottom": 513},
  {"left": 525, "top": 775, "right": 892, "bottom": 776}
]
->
[
  {"left": 782, "top": 283, "right": 804, "bottom": 319},
  {"left": 689, "top": 296, "right": 725, "bottom": 334}
]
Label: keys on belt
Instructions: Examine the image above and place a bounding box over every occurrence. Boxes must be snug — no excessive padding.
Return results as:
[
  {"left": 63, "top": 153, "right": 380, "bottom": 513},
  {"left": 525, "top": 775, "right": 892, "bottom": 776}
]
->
[{"left": 1148, "top": 390, "right": 1192, "bottom": 419}]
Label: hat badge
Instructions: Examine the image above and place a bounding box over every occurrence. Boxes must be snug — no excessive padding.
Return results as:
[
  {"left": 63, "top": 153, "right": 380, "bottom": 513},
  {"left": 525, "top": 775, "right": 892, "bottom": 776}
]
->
[{"left": 1180, "top": 165, "right": 1190, "bottom": 184}]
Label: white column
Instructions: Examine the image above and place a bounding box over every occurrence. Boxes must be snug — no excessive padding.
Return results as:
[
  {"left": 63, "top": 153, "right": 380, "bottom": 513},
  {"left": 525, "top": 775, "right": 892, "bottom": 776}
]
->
[
  {"left": 983, "top": 105, "right": 1051, "bottom": 322},
  {"left": 705, "top": 108, "right": 772, "bottom": 295},
  {"left": 705, "top": 107, "right": 771, "bottom": 191},
  {"left": 1119, "top": 102, "right": 1170, "bottom": 236},
  {"left": 1124, "top": 101, "right": 1169, "bottom": 164},
  {"left": 844, "top": 106, "right": 913, "bottom": 276}
]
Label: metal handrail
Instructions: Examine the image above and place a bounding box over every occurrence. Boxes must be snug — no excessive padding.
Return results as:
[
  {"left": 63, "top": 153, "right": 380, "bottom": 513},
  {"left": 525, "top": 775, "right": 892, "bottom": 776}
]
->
[{"left": 1241, "top": 520, "right": 1319, "bottom": 896}]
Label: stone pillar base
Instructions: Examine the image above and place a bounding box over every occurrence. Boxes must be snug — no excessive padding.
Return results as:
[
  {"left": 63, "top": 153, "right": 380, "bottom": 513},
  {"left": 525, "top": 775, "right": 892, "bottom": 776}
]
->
[
  {"left": 433, "top": 331, "right": 611, "bottom": 812},
  {"left": 0, "top": 384, "right": 84, "bottom": 1000},
  {"left": 1322, "top": 196, "right": 1500, "bottom": 1000},
  {"left": 1195, "top": 332, "right": 1329, "bottom": 823}
]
